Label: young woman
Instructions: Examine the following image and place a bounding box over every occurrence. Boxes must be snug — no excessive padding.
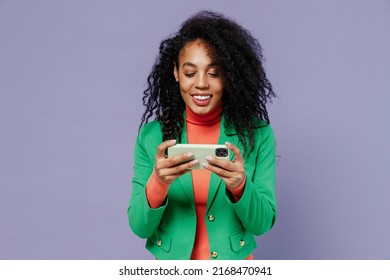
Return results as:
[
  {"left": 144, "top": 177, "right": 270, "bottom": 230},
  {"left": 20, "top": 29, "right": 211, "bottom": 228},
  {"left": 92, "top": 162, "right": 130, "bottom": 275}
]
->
[{"left": 128, "top": 10, "right": 277, "bottom": 260}]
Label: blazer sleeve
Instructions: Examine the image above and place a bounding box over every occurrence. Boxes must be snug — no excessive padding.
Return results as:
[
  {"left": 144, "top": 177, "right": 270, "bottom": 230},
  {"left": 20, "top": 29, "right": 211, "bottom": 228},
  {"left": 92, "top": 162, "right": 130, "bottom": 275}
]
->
[
  {"left": 127, "top": 126, "right": 167, "bottom": 239},
  {"left": 226, "top": 124, "right": 277, "bottom": 236}
]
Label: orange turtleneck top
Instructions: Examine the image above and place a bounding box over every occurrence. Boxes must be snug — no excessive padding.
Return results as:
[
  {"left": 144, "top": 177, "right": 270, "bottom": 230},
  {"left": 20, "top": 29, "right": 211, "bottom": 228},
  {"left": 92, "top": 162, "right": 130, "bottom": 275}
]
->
[{"left": 146, "top": 103, "right": 251, "bottom": 259}]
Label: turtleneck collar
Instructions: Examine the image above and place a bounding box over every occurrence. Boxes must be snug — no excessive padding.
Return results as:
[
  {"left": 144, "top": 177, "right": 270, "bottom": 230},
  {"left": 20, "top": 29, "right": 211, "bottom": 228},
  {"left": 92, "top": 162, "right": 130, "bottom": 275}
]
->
[{"left": 186, "top": 102, "right": 223, "bottom": 125}]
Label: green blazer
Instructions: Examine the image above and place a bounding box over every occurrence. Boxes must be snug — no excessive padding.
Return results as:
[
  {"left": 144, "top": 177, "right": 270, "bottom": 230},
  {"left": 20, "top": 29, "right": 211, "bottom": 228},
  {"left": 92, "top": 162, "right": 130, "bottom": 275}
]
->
[{"left": 128, "top": 115, "right": 276, "bottom": 260}]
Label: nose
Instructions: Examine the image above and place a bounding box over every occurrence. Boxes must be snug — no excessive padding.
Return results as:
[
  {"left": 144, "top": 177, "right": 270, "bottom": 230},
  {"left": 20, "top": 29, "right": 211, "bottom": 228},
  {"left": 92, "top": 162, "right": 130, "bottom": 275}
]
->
[{"left": 195, "top": 73, "right": 208, "bottom": 89}]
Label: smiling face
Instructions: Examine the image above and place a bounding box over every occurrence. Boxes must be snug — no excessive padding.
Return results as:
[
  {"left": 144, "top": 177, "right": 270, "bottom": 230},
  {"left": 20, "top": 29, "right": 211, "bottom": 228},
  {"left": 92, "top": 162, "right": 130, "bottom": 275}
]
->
[{"left": 174, "top": 39, "right": 224, "bottom": 115}]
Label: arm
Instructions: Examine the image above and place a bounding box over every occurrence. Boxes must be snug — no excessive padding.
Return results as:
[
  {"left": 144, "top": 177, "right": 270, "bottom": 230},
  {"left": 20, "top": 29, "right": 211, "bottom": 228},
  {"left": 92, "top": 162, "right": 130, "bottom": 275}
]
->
[
  {"left": 203, "top": 125, "right": 276, "bottom": 236},
  {"left": 128, "top": 127, "right": 198, "bottom": 238},
  {"left": 128, "top": 133, "right": 167, "bottom": 239},
  {"left": 228, "top": 125, "right": 277, "bottom": 235}
]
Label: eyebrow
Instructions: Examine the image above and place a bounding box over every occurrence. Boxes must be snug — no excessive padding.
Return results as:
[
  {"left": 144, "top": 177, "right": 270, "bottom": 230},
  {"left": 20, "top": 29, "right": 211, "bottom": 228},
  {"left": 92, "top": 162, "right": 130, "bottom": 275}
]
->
[{"left": 182, "top": 62, "right": 218, "bottom": 68}]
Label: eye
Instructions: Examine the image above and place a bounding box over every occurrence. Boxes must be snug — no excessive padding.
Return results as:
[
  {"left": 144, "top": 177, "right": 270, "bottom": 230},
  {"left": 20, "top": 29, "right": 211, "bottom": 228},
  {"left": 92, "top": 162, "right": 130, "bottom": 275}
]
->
[
  {"left": 207, "top": 68, "right": 220, "bottom": 77},
  {"left": 208, "top": 71, "right": 219, "bottom": 77},
  {"left": 184, "top": 73, "right": 196, "bottom": 77}
]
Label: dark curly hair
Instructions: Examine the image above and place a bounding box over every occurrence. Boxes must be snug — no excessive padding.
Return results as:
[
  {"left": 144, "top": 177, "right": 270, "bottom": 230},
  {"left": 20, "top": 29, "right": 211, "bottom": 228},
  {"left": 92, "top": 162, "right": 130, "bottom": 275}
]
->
[{"left": 140, "top": 10, "right": 276, "bottom": 153}]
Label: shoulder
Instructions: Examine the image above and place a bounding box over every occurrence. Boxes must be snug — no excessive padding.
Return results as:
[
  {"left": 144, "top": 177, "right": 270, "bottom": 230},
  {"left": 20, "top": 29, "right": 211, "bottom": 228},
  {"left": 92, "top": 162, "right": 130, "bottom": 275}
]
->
[
  {"left": 139, "top": 120, "right": 162, "bottom": 136},
  {"left": 223, "top": 116, "right": 274, "bottom": 144},
  {"left": 252, "top": 118, "right": 270, "bottom": 129},
  {"left": 137, "top": 120, "right": 163, "bottom": 145},
  {"left": 252, "top": 118, "right": 274, "bottom": 135},
  {"left": 250, "top": 118, "right": 275, "bottom": 149}
]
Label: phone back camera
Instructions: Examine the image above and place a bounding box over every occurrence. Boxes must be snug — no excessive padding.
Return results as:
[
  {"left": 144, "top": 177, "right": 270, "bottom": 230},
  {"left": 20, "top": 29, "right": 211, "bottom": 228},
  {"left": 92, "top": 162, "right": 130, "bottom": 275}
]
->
[{"left": 215, "top": 148, "right": 228, "bottom": 157}]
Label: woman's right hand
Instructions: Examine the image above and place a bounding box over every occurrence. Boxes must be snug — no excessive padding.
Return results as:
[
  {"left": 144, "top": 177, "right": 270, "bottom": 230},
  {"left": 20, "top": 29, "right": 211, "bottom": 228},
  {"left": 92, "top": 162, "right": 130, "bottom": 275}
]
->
[{"left": 154, "top": 140, "right": 198, "bottom": 185}]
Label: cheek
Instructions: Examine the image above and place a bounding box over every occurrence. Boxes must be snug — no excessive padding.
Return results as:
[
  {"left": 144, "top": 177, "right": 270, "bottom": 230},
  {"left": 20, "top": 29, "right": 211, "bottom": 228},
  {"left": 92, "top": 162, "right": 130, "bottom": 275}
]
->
[
  {"left": 212, "top": 81, "right": 224, "bottom": 95},
  {"left": 178, "top": 79, "right": 192, "bottom": 93}
]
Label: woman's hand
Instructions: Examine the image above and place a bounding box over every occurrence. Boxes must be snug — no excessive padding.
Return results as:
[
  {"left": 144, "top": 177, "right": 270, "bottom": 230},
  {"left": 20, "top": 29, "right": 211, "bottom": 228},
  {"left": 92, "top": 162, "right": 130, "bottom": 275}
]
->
[
  {"left": 154, "top": 140, "right": 199, "bottom": 185},
  {"left": 202, "top": 142, "right": 245, "bottom": 189}
]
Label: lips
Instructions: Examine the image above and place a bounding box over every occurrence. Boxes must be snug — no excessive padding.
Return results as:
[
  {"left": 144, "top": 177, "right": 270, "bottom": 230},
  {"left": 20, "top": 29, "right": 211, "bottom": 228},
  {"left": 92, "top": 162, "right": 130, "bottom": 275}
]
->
[
  {"left": 193, "top": 95, "right": 211, "bottom": 101},
  {"left": 191, "top": 94, "right": 212, "bottom": 106}
]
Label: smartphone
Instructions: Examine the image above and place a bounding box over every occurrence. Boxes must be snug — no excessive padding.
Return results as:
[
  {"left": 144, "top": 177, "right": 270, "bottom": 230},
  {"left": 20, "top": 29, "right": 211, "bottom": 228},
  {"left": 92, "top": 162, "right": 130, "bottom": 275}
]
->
[{"left": 167, "top": 144, "right": 230, "bottom": 170}]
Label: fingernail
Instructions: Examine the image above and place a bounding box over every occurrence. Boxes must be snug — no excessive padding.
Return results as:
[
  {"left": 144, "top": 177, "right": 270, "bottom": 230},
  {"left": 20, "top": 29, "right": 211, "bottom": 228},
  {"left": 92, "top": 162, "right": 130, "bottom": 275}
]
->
[
  {"left": 225, "top": 141, "right": 231, "bottom": 146},
  {"left": 186, "top": 152, "right": 194, "bottom": 158},
  {"left": 170, "top": 139, "right": 176, "bottom": 144},
  {"left": 202, "top": 162, "right": 209, "bottom": 168},
  {"left": 206, "top": 156, "right": 213, "bottom": 161}
]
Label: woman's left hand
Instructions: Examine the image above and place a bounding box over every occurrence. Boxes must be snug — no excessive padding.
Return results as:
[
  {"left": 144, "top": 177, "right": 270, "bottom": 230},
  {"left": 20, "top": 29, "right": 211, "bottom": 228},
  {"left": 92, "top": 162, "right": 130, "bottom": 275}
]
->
[{"left": 202, "top": 142, "right": 245, "bottom": 189}]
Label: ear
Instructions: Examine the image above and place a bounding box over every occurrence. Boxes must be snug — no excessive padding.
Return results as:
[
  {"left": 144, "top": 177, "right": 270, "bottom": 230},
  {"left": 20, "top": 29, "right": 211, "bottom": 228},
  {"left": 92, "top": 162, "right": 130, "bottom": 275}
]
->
[{"left": 173, "top": 62, "right": 179, "bottom": 82}]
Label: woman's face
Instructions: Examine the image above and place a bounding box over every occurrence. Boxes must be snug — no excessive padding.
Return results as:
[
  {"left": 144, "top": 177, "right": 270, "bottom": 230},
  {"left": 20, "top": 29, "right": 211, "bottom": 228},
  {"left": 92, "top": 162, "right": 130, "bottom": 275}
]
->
[{"left": 174, "top": 39, "right": 223, "bottom": 115}]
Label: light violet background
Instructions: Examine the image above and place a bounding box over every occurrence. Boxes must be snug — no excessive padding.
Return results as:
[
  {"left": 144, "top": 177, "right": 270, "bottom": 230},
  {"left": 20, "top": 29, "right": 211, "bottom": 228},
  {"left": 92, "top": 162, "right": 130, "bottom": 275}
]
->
[{"left": 1, "top": 0, "right": 389, "bottom": 260}]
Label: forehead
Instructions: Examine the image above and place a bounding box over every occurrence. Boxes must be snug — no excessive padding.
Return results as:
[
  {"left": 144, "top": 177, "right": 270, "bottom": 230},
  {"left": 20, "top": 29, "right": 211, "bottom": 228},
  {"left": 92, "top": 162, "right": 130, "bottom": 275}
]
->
[{"left": 178, "top": 39, "right": 215, "bottom": 65}]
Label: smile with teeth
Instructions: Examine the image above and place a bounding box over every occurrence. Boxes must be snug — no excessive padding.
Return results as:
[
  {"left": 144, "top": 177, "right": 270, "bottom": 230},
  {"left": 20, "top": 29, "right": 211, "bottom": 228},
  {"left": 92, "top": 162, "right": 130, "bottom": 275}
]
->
[{"left": 193, "top": 95, "right": 211, "bottom": 101}]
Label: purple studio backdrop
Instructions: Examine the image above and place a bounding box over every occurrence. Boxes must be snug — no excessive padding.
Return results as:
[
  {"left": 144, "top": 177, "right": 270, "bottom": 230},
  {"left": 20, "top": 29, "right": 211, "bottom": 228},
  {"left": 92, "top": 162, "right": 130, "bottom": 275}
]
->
[{"left": 1, "top": 0, "right": 390, "bottom": 260}]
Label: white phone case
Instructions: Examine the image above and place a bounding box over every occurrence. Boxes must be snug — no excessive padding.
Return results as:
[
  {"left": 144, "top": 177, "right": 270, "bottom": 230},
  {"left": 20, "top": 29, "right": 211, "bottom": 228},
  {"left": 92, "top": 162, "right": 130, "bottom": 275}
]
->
[{"left": 167, "top": 144, "right": 230, "bottom": 170}]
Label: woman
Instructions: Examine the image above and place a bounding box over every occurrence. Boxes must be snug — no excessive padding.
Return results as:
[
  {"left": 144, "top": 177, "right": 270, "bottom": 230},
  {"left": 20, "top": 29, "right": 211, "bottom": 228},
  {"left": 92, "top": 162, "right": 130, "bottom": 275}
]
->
[{"left": 128, "top": 10, "right": 277, "bottom": 260}]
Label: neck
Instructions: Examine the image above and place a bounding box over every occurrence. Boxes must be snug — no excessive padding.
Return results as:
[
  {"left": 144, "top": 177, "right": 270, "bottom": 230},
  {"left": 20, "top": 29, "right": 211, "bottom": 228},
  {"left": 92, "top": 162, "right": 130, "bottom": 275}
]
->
[{"left": 186, "top": 102, "right": 223, "bottom": 125}]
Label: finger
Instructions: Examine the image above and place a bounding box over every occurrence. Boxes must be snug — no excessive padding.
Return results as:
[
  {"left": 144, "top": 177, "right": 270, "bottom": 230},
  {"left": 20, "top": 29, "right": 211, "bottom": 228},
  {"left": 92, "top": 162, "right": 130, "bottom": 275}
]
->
[
  {"left": 206, "top": 155, "right": 236, "bottom": 171},
  {"left": 203, "top": 162, "right": 244, "bottom": 188},
  {"left": 156, "top": 139, "right": 176, "bottom": 159},
  {"left": 159, "top": 159, "right": 199, "bottom": 176},
  {"left": 225, "top": 142, "right": 244, "bottom": 163},
  {"left": 162, "top": 169, "right": 192, "bottom": 182},
  {"left": 163, "top": 153, "right": 199, "bottom": 174},
  {"left": 202, "top": 161, "right": 232, "bottom": 177},
  {"left": 205, "top": 155, "right": 244, "bottom": 175},
  {"left": 159, "top": 160, "right": 198, "bottom": 183},
  {"left": 162, "top": 152, "right": 195, "bottom": 168}
]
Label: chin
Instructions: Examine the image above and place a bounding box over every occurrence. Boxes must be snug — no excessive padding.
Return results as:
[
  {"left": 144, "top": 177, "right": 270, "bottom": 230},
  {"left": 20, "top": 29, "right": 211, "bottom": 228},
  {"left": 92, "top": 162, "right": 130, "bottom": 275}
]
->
[{"left": 191, "top": 107, "right": 211, "bottom": 115}]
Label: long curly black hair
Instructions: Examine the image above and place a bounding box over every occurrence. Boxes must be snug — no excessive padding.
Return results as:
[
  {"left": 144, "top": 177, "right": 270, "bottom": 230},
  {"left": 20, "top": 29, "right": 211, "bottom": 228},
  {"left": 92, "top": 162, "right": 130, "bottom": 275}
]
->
[{"left": 140, "top": 10, "right": 276, "bottom": 153}]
